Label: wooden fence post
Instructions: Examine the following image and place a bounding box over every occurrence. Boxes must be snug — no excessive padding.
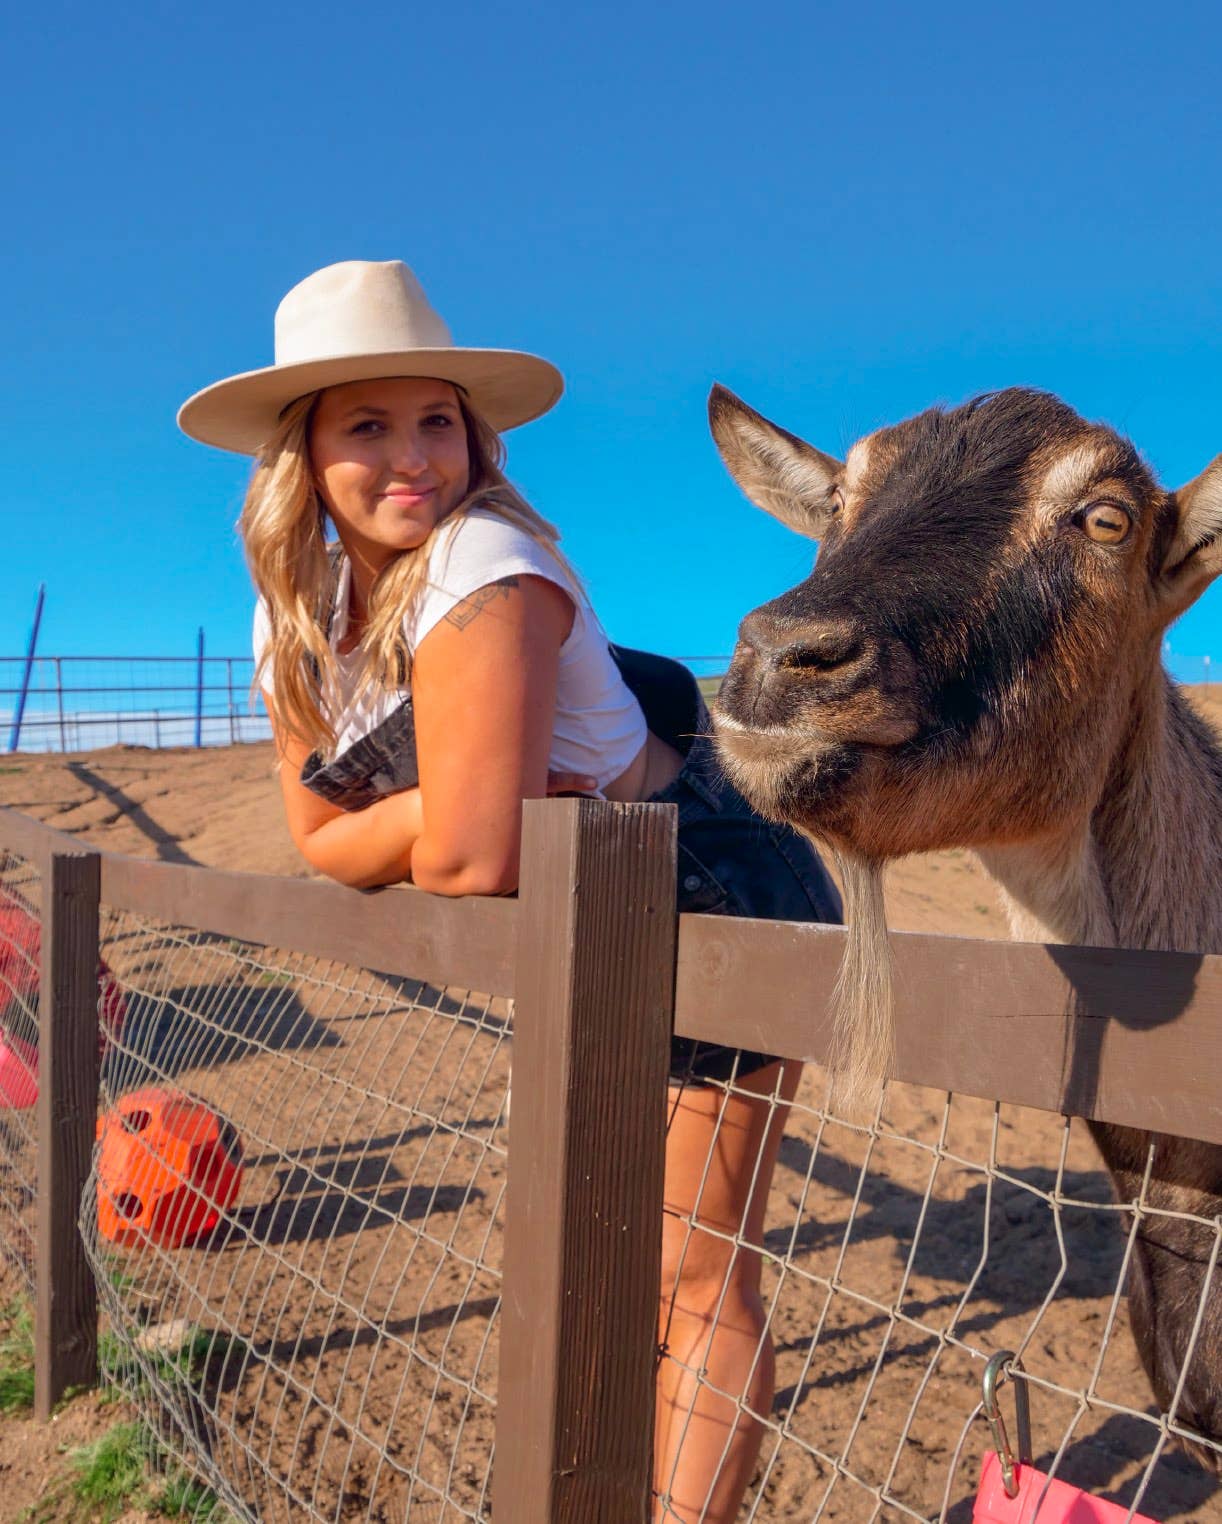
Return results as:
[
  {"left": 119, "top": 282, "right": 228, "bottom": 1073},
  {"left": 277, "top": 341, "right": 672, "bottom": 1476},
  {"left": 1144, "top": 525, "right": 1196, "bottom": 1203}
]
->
[
  {"left": 496, "top": 797, "right": 678, "bottom": 1523},
  {"left": 35, "top": 847, "right": 101, "bottom": 1418}
]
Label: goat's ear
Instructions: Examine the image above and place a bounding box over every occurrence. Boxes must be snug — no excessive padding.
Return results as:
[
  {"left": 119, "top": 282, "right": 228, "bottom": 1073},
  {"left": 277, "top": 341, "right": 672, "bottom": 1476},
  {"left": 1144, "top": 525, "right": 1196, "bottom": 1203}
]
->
[
  {"left": 1159, "top": 455, "right": 1222, "bottom": 615},
  {"left": 708, "top": 384, "right": 843, "bottom": 540}
]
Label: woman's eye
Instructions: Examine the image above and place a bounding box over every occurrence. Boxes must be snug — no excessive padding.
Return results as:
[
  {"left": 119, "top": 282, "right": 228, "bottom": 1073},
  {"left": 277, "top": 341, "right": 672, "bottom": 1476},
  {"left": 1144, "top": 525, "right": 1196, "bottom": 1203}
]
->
[
  {"left": 1078, "top": 500, "right": 1132, "bottom": 545},
  {"left": 349, "top": 419, "right": 385, "bottom": 436},
  {"left": 423, "top": 413, "right": 454, "bottom": 429}
]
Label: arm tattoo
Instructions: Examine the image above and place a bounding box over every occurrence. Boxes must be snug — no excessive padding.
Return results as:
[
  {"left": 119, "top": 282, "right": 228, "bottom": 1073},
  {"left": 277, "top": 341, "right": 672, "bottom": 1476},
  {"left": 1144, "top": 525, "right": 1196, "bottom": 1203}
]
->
[{"left": 443, "top": 576, "right": 520, "bottom": 631}]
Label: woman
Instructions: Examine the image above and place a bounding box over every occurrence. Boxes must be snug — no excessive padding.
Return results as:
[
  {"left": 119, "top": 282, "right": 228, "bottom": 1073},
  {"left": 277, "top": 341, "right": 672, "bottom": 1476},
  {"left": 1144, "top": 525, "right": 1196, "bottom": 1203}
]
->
[{"left": 179, "top": 259, "right": 841, "bottom": 1522}]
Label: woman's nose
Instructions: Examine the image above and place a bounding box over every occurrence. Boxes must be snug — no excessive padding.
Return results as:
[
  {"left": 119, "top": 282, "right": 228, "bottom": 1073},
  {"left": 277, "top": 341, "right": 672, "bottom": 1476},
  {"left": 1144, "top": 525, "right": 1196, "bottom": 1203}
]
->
[{"left": 389, "top": 431, "right": 429, "bottom": 473}]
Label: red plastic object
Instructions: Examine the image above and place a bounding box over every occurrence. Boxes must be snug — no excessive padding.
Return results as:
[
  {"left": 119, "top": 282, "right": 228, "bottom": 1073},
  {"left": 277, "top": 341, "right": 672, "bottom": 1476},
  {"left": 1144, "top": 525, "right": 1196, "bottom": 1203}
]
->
[
  {"left": 974, "top": 1452, "right": 1160, "bottom": 1524},
  {"left": 96, "top": 1087, "right": 244, "bottom": 1249},
  {"left": 0, "top": 902, "right": 126, "bottom": 1109}
]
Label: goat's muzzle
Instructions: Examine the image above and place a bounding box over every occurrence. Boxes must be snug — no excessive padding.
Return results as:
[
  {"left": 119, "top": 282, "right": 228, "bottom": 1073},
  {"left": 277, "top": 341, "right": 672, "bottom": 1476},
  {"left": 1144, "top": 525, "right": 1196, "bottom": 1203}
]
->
[{"left": 720, "top": 609, "right": 920, "bottom": 749}]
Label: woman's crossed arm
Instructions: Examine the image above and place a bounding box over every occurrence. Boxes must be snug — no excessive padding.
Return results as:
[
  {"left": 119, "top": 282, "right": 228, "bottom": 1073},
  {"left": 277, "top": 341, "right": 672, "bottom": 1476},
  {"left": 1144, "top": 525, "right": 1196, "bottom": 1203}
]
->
[{"left": 271, "top": 573, "right": 575, "bottom": 894}]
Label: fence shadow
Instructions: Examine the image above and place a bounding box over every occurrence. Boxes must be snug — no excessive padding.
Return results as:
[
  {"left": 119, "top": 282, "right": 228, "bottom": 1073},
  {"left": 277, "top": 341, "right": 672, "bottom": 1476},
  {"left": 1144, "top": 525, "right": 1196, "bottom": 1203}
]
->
[
  {"left": 769, "top": 1133, "right": 1219, "bottom": 1519},
  {"left": 771, "top": 1135, "right": 1121, "bottom": 1303},
  {"left": 231, "top": 1148, "right": 486, "bottom": 1249},
  {"left": 105, "top": 980, "right": 340, "bottom": 1087},
  {"left": 65, "top": 762, "right": 203, "bottom": 866}
]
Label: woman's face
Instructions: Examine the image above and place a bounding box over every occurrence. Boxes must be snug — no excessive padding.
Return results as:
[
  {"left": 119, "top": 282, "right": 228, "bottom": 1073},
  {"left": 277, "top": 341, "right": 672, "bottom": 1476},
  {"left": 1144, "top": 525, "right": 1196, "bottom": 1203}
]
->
[{"left": 309, "top": 377, "right": 471, "bottom": 570}]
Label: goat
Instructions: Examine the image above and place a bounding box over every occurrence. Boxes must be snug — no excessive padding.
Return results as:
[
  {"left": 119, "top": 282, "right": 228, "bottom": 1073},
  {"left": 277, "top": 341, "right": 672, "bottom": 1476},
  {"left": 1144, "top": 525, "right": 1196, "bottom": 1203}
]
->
[{"left": 708, "top": 383, "right": 1222, "bottom": 1472}]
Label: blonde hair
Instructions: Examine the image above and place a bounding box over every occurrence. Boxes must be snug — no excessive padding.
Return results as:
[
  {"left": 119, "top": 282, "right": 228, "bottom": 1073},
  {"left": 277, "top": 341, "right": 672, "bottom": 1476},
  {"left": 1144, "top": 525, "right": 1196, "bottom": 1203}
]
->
[{"left": 241, "top": 388, "right": 579, "bottom": 754}]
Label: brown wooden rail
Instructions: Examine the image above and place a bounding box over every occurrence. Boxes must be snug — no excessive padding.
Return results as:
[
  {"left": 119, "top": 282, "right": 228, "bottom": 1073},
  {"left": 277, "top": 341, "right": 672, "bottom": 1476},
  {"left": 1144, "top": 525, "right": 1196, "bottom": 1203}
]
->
[
  {"left": 676, "top": 916, "right": 1222, "bottom": 1146},
  {"left": 99, "top": 854, "right": 518, "bottom": 998},
  {"left": 4, "top": 801, "right": 1221, "bottom": 1141},
  {"left": 1, "top": 805, "right": 517, "bottom": 997}
]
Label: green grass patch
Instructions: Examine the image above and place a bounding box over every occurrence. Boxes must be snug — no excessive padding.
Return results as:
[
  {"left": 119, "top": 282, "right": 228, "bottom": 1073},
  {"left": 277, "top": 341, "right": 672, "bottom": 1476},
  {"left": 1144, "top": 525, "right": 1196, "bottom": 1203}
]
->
[
  {"left": 5, "top": 1304, "right": 236, "bottom": 1521},
  {"left": 156, "top": 1466, "right": 228, "bottom": 1519},
  {"left": 0, "top": 1298, "right": 35, "bottom": 1413},
  {"left": 70, "top": 1421, "right": 148, "bottom": 1516}
]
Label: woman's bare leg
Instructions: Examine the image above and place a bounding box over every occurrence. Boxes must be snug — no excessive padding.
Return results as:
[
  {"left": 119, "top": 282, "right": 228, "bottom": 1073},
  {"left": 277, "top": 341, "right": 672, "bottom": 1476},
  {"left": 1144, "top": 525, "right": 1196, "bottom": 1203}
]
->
[{"left": 653, "top": 1059, "right": 801, "bottom": 1523}]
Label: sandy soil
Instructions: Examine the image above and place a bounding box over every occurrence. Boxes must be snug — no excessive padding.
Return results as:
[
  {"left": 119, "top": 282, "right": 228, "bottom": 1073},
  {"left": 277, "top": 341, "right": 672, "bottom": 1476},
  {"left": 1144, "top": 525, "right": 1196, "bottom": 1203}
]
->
[{"left": 0, "top": 686, "right": 1219, "bottom": 1523}]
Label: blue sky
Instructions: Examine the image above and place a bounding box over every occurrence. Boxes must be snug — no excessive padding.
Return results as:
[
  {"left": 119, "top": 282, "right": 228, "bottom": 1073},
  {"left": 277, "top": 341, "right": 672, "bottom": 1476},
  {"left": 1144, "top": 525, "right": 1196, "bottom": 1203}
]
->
[{"left": 3, "top": 0, "right": 1220, "bottom": 681}]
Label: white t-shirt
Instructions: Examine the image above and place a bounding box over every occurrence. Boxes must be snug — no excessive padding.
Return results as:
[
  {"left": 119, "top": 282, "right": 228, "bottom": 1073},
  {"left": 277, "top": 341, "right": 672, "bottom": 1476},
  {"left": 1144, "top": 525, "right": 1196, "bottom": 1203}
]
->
[{"left": 252, "top": 508, "right": 649, "bottom": 791}]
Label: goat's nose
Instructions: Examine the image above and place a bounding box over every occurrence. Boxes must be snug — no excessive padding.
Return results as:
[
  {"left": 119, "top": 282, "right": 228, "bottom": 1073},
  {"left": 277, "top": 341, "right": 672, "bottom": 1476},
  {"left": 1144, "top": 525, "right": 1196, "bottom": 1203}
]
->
[
  {"left": 781, "top": 622, "right": 865, "bottom": 674},
  {"left": 739, "top": 613, "right": 866, "bottom": 677}
]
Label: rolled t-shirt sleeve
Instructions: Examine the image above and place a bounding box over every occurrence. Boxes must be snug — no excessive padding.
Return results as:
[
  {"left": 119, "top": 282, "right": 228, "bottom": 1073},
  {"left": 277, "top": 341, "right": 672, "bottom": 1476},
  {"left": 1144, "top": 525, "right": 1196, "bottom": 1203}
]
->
[{"left": 408, "top": 509, "right": 579, "bottom": 652}]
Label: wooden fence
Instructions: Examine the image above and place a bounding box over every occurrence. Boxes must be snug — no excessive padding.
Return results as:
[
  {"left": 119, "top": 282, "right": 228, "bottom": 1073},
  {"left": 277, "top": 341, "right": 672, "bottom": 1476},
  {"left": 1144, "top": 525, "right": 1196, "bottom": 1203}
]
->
[{"left": 2, "top": 797, "right": 1221, "bottom": 1521}]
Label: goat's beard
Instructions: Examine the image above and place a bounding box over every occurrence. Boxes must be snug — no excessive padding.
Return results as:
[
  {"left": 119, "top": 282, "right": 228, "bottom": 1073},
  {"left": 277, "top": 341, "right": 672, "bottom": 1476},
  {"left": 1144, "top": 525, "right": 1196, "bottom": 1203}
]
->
[{"left": 810, "top": 842, "right": 895, "bottom": 1118}]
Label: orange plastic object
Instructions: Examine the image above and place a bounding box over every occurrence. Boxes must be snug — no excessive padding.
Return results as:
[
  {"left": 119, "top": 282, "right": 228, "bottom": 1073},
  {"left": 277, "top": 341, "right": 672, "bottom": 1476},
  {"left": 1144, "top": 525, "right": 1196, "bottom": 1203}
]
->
[
  {"left": 0, "top": 902, "right": 126, "bottom": 1109},
  {"left": 974, "top": 1452, "right": 1160, "bottom": 1524},
  {"left": 96, "top": 1087, "right": 243, "bottom": 1248}
]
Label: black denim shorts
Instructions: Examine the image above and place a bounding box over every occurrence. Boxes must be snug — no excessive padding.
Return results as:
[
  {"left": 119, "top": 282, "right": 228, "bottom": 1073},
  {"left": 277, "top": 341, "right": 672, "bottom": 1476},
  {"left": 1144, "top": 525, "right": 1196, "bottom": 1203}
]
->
[
  {"left": 633, "top": 666, "right": 842, "bottom": 1086},
  {"left": 301, "top": 697, "right": 421, "bottom": 808},
  {"left": 300, "top": 645, "right": 842, "bottom": 1087}
]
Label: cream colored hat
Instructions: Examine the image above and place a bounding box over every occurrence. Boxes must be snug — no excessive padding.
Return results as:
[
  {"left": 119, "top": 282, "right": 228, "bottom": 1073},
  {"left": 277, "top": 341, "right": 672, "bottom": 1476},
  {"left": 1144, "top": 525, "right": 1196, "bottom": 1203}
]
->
[{"left": 178, "top": 259, "right": 564, "bottom": 454}]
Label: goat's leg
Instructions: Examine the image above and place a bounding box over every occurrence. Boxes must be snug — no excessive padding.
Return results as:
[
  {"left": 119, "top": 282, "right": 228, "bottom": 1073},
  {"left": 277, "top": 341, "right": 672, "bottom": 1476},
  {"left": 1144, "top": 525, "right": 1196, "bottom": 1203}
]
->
[{"left": 1091, "top": 1123, "right": 1222, "bottom": 1476}]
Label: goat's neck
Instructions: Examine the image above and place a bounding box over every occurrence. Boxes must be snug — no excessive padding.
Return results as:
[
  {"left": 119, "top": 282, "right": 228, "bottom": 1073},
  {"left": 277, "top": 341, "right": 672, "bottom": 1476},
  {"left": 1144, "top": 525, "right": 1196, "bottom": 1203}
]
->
[
  {"left": 978, "top": 670, "right": 1222, "bottom": 954},
  {"left": 978, "top": 821, "right": 1115, "bottom": 948}
]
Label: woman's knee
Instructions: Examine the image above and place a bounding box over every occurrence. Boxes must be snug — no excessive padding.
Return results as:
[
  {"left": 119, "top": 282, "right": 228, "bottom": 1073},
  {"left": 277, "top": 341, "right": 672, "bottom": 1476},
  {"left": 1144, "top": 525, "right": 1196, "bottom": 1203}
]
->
[{"left": 660, "top": 1227, "right": 764, "bottom": 1321}]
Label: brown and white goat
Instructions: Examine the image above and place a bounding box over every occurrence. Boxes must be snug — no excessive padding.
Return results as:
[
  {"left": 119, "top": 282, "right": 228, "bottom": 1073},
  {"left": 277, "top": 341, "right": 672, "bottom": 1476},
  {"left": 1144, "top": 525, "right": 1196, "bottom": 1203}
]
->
[{"left": 708, "top": 384, "right": 1222, "bottom": 1471}]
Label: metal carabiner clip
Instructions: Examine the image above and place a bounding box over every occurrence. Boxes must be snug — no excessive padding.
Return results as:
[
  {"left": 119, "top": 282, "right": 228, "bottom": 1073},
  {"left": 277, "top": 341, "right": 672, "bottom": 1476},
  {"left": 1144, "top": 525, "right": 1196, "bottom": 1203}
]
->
[{"left": 982, "top": 1351, "right": 1033, "bottom": 1499}]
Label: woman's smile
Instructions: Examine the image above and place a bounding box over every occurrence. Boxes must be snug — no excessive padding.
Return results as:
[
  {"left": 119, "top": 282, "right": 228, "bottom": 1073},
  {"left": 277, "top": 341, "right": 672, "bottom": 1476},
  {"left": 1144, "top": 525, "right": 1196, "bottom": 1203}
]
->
[{"left": 381, "top": 484, "right": 437, "bottom": 503}]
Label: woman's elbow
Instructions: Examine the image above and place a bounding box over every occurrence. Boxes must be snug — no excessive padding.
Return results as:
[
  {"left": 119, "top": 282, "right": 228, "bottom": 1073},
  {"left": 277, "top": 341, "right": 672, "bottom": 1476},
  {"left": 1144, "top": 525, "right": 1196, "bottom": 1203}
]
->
[
  {"left": 411, "top": 842, "right": 519, "bottom": 898},
  {"left": 294, "top": 830, "right": 398, "bottom": 890}
]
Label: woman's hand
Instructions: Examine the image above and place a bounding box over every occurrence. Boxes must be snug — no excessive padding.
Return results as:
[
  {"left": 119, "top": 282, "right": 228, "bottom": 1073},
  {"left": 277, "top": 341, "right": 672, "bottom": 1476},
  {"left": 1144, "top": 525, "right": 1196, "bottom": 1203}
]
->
[
  {"left": 267, "top": 716, "right": 426, "bottom": 888},
  {"left": 546, "top": 769, "right": 598, "bottom": 797}
]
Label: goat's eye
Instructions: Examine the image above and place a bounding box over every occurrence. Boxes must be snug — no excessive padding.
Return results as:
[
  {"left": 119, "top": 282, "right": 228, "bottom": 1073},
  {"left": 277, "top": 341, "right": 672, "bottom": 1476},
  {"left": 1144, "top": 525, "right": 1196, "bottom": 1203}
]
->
[
  {"left": 1079, "top": 500, "right": 1132, "bottom": 545},
  {"left": 828, "top": 488, "right": 845, "bottom": 517}
]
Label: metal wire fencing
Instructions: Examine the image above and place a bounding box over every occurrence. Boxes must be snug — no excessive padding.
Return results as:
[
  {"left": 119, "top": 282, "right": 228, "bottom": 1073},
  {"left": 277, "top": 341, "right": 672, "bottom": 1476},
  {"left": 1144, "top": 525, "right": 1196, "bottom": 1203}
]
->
[
  {"left": 79, "top": 904, "right": 510, "bottom": 1522},
  {"left": 0, "top": 654, "right": 735, "bottom": 754},
  {"left": 0, "top": 848, "right": 42, "bottom": 1300},
  {"left": 1, "top": 655, "right": 270, "bottom": 752},
  {"left": 655, "top": 1062, "right": 1222, "bottom": 1523}
]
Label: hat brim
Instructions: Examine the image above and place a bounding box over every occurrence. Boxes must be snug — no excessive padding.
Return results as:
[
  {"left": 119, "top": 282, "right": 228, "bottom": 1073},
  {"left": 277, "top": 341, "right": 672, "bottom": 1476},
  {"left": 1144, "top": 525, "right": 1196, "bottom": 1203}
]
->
[{"left": 178, "top": 347, "right": 564, "bottom": 454}]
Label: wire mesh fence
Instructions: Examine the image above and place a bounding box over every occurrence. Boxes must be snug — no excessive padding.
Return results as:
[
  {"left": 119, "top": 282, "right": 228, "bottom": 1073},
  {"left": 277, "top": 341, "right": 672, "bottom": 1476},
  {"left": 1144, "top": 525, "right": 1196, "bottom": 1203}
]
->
[
  {"left": 0, "top": 654, "right": 737, "bottom": 754},
  {"left": 81, "top": 903, "right": 511, "bottom": 1522},
  {"left": 656, "top": 1063, "right": 1221, "bottom": 1523},
  {"left": 1, "top": 655, "right": 271, "bottom": 752},
  {"left": 0, "top": 847, "right": 41, "bottom": 1300}
]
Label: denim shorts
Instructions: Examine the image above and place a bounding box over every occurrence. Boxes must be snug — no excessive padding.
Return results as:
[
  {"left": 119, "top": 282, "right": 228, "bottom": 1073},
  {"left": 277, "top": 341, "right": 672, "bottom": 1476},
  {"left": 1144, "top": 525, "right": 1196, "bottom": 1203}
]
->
[
  {"left": 640, "top": 685, "right": 843, "bottom": 1086},
  {"left": 300, "top": 644, "right": 842, "bottom": 1087}
]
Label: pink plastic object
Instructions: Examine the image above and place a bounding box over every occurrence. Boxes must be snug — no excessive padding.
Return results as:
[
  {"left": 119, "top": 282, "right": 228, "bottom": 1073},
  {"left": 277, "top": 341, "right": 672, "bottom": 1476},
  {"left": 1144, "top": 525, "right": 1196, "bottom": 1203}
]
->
[
  {"left": 0, "top": 1029, "right": 38, "bottom": 1108},
  {"left": 0, "top": 901, "right": 127, "bottom": 1109},
  {"left": 974, "top": 1452, "right": 1161, "bottom": 1524}
]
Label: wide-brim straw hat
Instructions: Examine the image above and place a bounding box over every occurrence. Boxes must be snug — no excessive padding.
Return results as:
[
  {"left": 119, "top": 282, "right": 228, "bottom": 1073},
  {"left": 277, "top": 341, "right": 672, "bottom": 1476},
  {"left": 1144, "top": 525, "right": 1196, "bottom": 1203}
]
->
[{"left": 178, "top": 259, "right": 564, "bottom": 455}]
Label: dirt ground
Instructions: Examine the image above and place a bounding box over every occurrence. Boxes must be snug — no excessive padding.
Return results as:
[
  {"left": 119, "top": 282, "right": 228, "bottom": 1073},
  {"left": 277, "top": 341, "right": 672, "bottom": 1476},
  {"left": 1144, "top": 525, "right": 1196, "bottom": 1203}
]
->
[{"left": 1, "top": 686, "right": 1220, "bottom": 1523}]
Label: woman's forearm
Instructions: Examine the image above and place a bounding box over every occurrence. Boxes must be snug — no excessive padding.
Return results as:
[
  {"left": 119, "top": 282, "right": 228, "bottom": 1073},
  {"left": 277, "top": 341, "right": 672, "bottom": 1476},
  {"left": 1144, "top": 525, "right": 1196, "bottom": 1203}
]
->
[{"left": 299, "top": 787, "right": 426, "bottom": 888}]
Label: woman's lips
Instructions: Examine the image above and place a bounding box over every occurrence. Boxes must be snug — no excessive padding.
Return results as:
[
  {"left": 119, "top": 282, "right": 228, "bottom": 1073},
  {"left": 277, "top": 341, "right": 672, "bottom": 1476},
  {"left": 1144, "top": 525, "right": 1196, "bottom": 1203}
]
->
[{"left": 381, "top": 487, "right": 435, "bottom": 503}]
